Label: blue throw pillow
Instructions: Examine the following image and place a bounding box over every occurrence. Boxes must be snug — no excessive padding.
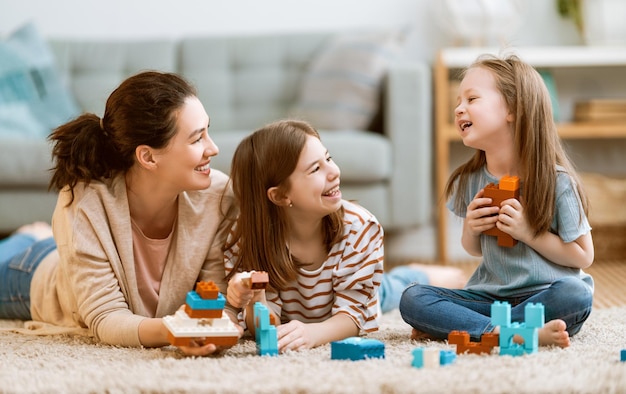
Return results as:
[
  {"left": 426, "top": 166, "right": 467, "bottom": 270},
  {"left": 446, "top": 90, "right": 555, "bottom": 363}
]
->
[{"left": 0, "top": 22, "right": 80, "bottom": 139}]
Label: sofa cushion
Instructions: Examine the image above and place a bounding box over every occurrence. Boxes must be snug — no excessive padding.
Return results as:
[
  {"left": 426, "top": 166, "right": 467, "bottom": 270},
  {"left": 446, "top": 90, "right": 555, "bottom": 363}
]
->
[
  {"left": 0, "top": 22, "right": 80, "bottom": 139},
  {"left": 0, "top": 139, "right": 54, "bottom": 186},
  {"left": 290, "top": 31, "right": 403, "bottom": 131}
]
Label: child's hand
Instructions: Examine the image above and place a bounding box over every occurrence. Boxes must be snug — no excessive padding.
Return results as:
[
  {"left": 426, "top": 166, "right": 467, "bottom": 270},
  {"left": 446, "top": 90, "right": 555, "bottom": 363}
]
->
[
  {"left": 226, "top": 273, "right": 254, "bottom": 308},
  {"left": 495, "top": 197, "right": 532, "bottom": 243},
  {"left": 276, "top": 320, "right": 315, "bottom": 352},
  {"left": 465, "top": 189, "right": 500, "bottom": 236}
]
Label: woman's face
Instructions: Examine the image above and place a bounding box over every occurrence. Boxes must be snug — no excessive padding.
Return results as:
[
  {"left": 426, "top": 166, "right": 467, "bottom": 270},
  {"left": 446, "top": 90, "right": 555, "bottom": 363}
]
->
[
  {"left": 151, "top": 96, "right": 219, "bottom": 192},
  {"left": 284, "top": 134, "right": 342, "bottom": 218}
]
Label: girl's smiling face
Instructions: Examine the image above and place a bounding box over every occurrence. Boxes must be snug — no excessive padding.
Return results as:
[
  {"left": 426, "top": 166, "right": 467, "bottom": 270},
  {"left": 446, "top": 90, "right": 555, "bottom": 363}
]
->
[
  {"left": 284, "top": 135, "right": 342, "bottom": 218},
  {"left": 454, "top": 66, "right": 514, "bottom": 152}
]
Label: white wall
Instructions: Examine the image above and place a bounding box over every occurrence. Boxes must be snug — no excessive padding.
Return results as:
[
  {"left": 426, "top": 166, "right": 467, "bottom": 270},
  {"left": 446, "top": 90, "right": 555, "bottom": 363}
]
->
[
  {"left": 3, "top": 0, "right": 625, "bottom": 176},
  {"left": 1, "top": 0, "right": 582, "bottom": 63}
]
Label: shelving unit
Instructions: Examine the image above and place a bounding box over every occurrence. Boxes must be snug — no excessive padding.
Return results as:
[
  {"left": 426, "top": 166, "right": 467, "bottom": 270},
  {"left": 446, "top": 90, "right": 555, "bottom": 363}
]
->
[{"left": 434, "top": 46, "right": 626, "bottom": 262}]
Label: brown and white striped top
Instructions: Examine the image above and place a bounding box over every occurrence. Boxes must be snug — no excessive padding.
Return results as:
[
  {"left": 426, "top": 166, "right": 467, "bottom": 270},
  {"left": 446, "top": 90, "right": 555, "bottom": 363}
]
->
[{"left": 224, "top": 200, "right": 384, "bottom": 333}]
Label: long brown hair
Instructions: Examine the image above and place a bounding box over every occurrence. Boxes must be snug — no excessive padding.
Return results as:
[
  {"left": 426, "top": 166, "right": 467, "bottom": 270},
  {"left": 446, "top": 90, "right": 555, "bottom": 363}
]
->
[
  {"left": 225, "top": 119, "right": 345, "bottom": 291},
  {"left": 445, "top": 54, "right": 588, "bottom": 237},
  {"left": 48, "top": 71, "right": 197, "bottom": 203}
]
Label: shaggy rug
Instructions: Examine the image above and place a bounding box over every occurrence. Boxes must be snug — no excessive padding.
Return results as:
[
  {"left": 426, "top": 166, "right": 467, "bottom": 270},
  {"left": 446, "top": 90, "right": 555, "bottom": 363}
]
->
[{"left": 1, "top": 307, "right": 625, "bottom": 394}]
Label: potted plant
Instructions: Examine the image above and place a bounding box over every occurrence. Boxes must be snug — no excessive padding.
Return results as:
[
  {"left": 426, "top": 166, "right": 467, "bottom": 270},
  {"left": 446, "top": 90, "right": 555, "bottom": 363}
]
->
[{"left": 557, "top": 0, "right": 626, "bottom": 45}]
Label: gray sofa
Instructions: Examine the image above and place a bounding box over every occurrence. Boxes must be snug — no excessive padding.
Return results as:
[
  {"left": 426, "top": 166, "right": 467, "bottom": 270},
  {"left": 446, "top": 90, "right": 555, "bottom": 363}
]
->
[{"left": 0, "top": 32, "right": 432, "bottom": 234}]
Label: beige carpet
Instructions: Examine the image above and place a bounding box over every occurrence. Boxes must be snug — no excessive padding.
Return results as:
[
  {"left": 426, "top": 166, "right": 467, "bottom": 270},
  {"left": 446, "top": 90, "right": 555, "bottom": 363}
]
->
[{"left": 1, "top": 305, "right": 625, "bottom": 394}]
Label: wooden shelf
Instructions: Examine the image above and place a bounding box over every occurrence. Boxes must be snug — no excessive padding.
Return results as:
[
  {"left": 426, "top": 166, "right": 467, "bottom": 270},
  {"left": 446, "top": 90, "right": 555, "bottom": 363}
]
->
[{"left": 434, "top": 46, "right": 626, "bottom": 262}]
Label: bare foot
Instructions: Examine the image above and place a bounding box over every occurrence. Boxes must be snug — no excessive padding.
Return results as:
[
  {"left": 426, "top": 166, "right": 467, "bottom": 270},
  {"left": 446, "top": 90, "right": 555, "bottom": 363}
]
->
[
  {"left": 15, "top": 222, "right": 53, "bottom": 241},
  {"left": 407, "top": 263, "right": 467, "bottom": 289},
  {"left": 538, "top": 319, "right": 570, "bottom": 348},
  {"left": 411, "top": 328, "right": 439, "bottom": 341}
]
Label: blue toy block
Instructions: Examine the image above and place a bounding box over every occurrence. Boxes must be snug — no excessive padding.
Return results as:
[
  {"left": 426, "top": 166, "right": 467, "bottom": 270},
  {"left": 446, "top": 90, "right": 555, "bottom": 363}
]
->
[
  {"left": 524, "top": 303, "right": 545, "bottom": 329},
  {"left": 258, "top": 325, "right": 278, "bottom": 356},
  {"left": 331, "top": 337, "right": 385, "bottom": 361},
  {"left": 439, "top": 350, "right": 457, "bottom": 365},
  {"left": 493, "top": 301, "right": 544, "bottom": 357},
  {"left": 621, "top": 349, "right": 626, "bottom": 362},
  {"left": 491, "top": 301, "right": 511, "bottom": 327},
  {"left": 186, "top": 291, "right": 225, "bottom": 310},
  {"left": 253, "top": 302, "right": 278, "bottom": 356},
  {"left": 411, "top": 348, "right": 425, "bottom": 368}
]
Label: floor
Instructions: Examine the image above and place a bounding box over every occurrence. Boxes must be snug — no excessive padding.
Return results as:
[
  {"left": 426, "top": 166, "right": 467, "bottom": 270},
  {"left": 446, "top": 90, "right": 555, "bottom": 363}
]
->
[{"left": 385, "top": 214, "right": 626, "bottom": 310}]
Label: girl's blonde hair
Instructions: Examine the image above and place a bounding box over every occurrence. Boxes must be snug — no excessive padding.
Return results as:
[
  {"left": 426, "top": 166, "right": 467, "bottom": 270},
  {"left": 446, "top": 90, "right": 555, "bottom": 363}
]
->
[
  {"left": 225, "top": 119, "right": 344, "bottom": 291},
  {"left": 445, "top": 54, "right": 588, "bottom": 237}
]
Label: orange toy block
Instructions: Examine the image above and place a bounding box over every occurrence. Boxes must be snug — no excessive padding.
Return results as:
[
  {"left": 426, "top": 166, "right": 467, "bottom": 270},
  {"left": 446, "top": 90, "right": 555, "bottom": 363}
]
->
[
  {"left": 482, "top": 175, "right": 520, "bottom": 247},
  {"left": 184, "top": 304, "right": 223, "bottom": 319},
  {"left": 448, "top": 330, "right": 499, "bottom": 355},
  {"left": 195, "top": 281, "right": 219, "bottom": 299}
]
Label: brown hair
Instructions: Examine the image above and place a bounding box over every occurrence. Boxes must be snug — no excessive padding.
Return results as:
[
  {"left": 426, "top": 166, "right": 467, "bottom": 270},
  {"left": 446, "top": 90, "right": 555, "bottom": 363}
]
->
[
  {"left": 225, "top": 119, "right": 345, "bottom": 291},
  {"left": 445, "top": 54, "right": 588, "bottom": 237},
  {"left": 48, "top": 71, "right": 197, "bottom": 202}
]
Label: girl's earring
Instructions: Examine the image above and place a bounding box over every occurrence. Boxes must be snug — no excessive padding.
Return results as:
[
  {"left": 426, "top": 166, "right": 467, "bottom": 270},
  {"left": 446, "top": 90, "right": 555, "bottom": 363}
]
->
[{"left": 289, "top": 202, "right": 293, "bottom": 208}]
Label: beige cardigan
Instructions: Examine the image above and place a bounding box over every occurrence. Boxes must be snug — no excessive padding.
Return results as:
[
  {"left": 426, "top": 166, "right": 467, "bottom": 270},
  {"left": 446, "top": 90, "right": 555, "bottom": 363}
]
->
[{"left": 29, "top": 171, "right": 237, "bottom": 347}]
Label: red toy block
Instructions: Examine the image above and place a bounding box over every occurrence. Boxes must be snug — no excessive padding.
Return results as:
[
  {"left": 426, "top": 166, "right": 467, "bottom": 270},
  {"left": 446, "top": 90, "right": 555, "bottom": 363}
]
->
[
  {"left": 483, "top": 175, "right": 520, "bottom": 247},
  {"left": 195, "top": 281, "right": 219, "bottom": 299}
]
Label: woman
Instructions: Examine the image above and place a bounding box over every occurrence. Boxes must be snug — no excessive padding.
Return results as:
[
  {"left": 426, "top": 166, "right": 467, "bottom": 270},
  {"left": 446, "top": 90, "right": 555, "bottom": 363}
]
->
[{"left": 0, "top": 71, "right": 238, "bottom": 356}]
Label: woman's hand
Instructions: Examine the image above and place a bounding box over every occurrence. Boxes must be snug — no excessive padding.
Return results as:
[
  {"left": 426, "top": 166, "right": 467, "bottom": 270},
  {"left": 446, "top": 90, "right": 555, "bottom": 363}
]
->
[{"left": 177, "top": 340, "right": 221, "bottom": 356}]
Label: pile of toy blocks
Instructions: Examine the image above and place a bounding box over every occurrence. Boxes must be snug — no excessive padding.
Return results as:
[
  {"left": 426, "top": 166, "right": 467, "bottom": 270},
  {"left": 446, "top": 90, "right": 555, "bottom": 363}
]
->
[{"left": 163, "top": 281, "right": 239, "bottom": 347}]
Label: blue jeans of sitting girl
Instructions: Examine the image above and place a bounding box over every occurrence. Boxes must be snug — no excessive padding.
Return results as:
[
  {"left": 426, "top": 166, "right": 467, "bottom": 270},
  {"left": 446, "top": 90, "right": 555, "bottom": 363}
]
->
[
  {"left": 379, "top": 265, "right": 429, "bottom": 314},
  {"left": 0, "top": 234, "right": 56, "bottom": 319},
  {"left": 398, "top": 276, "right": 594, "bottom": 341}
]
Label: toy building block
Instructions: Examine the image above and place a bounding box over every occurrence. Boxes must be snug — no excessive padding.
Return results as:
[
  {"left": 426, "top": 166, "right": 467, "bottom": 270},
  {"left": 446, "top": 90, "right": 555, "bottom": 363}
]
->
[
  {"left": 163, "top": 310, "right": 240, "bottom": 347},
  {"left": 241, "top": 271, "right": 269, "bottom": 290},
  {"left": 482, "top": 175, "right": 520, "bottom": 247},
  {"left": 621, "top": 349, "right": 626, "bottom": 362},
  {"left": 331, "top": 337, "right": 385, "bottom": 361},
  {"left": 163, "top": 280, "right": 239, "bottom": 347},
  {"left": 411, "top": 348, "right": 456, "bottom": 368},
  {"left": 253, "top": 302, "right": 278, "bottom": 356},
  {"left": 492, "top": 301, "right": 544, "bottom": 357},
  {"left": 195, "top": 281, "right": 219, "bottom": 299},
  {"left": 448, "top": 330, "right": 499, "bottom": 355},
  {"left": 440, "top": 350, "right": 457, "bottom": 366}
]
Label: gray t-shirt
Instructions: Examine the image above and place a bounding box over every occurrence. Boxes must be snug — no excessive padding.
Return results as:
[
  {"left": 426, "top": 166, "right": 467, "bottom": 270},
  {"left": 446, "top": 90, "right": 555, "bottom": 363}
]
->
[{"left": 448, "top": 166, "right": 593, "bottom": 297}]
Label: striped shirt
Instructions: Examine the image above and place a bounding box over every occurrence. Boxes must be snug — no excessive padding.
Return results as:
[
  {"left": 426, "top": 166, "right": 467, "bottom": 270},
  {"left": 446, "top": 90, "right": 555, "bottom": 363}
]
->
[{"left": 224, "top": 200, "right": 384, "bottom": 333}]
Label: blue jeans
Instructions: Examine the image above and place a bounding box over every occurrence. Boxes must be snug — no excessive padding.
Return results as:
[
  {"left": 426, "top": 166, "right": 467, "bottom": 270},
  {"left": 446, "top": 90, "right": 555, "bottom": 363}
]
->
[
  {"left": 399, "top": 276, "right": 594, "bottom": 341},
  {"left": 379, "top": 266, "right": 429, "bottom": 314},
  {"left": 0, "top": 234, "right": 56, "bottom": 319}
]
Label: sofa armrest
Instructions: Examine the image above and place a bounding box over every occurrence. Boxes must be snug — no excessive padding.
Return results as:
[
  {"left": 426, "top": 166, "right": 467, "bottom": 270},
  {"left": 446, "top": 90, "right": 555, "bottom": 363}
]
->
[{"left": 385, "top": 61, "right": 433, "bottom": 229}]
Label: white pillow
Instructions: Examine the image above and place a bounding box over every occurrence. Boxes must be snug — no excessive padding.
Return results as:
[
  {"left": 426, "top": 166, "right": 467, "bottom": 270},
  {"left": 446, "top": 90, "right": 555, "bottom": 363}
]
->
[{"left": 291, "top": 31, "right": 404, "bottom": 131}]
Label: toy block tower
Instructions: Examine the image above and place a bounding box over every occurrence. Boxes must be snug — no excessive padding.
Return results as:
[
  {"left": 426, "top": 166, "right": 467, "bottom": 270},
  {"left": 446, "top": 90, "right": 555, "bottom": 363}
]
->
[
  {"left": 491, "top": 301, "right": 545, "bottom": 356},
  {"left": 482, "top": 175, "right": 520, "bottom": 247},
  {"left": 253, "top": 302, "right": 278, "bottom": 356},
  {"left": 163, "top": 281, "right": 240, "bottom": 347}
]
